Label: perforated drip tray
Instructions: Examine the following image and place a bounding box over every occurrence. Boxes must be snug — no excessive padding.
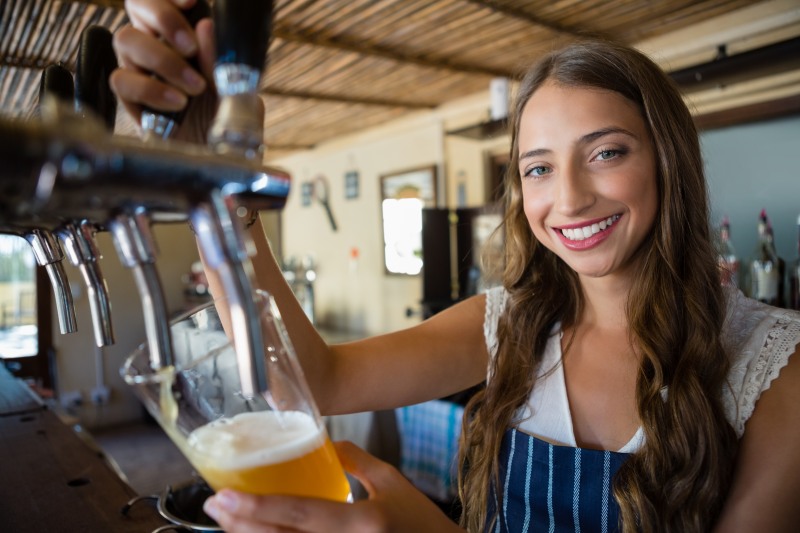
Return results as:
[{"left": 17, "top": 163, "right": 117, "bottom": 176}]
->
[{"left": 122, "top": 478, "right": 222, "bottom": 532}]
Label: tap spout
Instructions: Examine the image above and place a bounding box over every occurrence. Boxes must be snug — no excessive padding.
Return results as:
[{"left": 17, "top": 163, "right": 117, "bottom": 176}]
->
[
  {"left": 57, "top": 221, "right": 114, "bottom": 347},
  {"left": 24, "top": 229, "right": 77, "bottom": 334},
  {"left": 191, "top": 192, "right": 266, "bottom": 397},
  {"left": 109, "top": 210, "right": 172, "bottom": 370}
]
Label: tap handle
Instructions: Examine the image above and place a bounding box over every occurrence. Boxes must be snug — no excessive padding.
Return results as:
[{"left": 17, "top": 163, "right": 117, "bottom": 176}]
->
[
  {"left": 213, "top": 0, "right": 274, "bottom": 72},
  {"left": 38, "top": 64, "right": 74, "bottom": 107},
  {"left": 75, "top": 25, "right": 118, "bottom": 132},
  {"left": 140, "top": 0, "right": 211, "bottom": 140},
  {"left": 208, "top": 0, "right": 274, "bottom": 158}
]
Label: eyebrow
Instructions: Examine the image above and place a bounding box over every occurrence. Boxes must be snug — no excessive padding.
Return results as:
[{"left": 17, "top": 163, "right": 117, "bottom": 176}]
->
[{"left": 518, "top": 127, "right": 639, "bottom": 161}]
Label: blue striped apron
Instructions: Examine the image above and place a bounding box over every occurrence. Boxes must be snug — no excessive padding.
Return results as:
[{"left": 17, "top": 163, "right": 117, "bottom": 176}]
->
[{"left": 487, "top": 428, "right": 630, "bottom": 533}]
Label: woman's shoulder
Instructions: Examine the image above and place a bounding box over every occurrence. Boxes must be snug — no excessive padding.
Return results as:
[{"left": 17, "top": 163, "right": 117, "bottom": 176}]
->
[{"left": 722, "top": 287, "right": 800, "bottom": 436}]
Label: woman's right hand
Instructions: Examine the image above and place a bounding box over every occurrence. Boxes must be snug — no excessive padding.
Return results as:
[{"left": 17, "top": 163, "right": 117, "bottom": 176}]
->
[
  {"left": 203, "top": 441, "right": 466, "bottom": 533},
  {"left": 110, "top": 0, "right": 217, "bottom": 143}
]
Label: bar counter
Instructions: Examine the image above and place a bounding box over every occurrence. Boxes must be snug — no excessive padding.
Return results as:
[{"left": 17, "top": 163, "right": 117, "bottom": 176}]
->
[{"left": 0, "top": 363, "right": 168, "bottom": 532}]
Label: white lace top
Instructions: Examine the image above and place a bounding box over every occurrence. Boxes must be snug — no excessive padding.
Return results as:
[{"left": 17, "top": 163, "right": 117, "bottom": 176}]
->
[{"left": 483, "top": 286, "right": 800, "bottom": 451}]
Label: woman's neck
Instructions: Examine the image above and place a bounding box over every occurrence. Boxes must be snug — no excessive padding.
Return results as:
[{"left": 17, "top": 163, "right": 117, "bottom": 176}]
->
[{"left": 576, "top": 273, "right": 632, "bottom": 331}]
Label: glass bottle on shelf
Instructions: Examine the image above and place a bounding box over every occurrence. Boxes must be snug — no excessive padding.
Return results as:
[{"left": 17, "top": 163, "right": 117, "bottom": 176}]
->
[
  {"left": 749, "top": 209, "right": 782, "bottom": 307},
  {"left": 766, "top": 221, "right": 786, "bottom": 308},
  {"left": 717, "top": 215, "right": 739, "bottom": 288},
  {"left": 790, "top": 214, "right": 800, "bottom": 310}
]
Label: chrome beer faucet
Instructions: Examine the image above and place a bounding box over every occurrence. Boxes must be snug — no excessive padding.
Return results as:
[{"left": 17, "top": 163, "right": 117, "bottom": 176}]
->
[
  {"left": 24, "top": 228, "right": 78, "bottom": 335},
  {"left": 56, "top": 220, "right": 114, "bottom": 347}
]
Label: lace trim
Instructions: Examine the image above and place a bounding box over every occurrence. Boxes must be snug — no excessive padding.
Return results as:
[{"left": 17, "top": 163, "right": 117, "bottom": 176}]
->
[{"left": 728, "top": 307, "right": 800, "bottom": 436}]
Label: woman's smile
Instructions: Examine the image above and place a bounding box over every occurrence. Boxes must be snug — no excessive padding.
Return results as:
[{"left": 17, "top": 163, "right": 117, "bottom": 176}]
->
[{"left": 552, "top": 214, "right": 622, "bottom": 250}]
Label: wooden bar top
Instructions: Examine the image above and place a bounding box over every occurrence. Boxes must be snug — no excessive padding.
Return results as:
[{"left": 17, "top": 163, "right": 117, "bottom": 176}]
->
[{"left": 0, "top": 364, "right": 169, "bottom": 532}]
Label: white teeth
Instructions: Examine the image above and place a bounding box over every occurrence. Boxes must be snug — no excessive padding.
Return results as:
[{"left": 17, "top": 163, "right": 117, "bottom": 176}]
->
[{"left": 560, "top": 215, "right": 620, "bottom": 241}]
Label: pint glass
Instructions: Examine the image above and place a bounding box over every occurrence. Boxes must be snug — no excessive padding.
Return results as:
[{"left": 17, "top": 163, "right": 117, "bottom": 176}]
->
[{"left": 122, "top": 290, "right": 351, "bottom": 501}]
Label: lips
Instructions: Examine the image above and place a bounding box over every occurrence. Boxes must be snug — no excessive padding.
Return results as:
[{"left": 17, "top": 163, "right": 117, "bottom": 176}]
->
[
  {"left": 552, "top": 214, "right": 622, "bottom": 250},
  {"left": 558, "top": 214, "right": 621, "bottom": 241}
]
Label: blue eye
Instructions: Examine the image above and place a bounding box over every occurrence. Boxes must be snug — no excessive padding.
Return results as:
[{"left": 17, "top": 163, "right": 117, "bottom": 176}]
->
[
  {"left": 525, "top": 166, "right": 551, "bottom": 178},
  {"left": 596, "top": 149, "right": 618, "bottom": 160}
]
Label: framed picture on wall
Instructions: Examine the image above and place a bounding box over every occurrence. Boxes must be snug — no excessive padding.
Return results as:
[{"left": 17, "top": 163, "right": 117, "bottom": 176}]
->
[{"left": 379, "top": 165, "right": 438, "bottom": 275}]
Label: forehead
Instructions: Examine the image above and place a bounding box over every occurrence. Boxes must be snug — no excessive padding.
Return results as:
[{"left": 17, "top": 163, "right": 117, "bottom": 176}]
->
[{"left": 518, "top": 82, "right": 647, "bottom": 147}]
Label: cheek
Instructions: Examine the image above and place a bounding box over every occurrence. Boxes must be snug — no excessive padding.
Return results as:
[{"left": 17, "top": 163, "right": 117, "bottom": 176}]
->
[{"left": 521, "top": 188, "right": 551, "bottom": 234}]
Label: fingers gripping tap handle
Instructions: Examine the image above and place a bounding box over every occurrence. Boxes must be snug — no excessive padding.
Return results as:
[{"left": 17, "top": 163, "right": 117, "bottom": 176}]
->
[{"left": 141, "top": 0, "right": 211, "bottom": 140}]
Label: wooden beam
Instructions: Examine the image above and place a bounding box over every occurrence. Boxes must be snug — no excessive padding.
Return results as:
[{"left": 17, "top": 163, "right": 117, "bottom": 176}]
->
[
  {"left": 694, "top": 93, "right": 800, "bottom": 130},
  {"left": 272, "top": 26, "right": 508, "bottom": 78},
  {"left": 461, "top": 0, "right": 583, "bottom": 38},
  {"left": 262, "top": 88, "right": 437, "bottom": 109}
]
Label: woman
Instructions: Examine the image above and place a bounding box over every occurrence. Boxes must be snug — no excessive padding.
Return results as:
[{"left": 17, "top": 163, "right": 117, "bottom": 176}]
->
[{"left": 111, "top": 2, "right": 800, "bottom": 531}]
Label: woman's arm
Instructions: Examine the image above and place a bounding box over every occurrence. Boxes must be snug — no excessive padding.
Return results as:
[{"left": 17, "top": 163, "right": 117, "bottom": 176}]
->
[
  {"left": 713, "top": 345, "right": 800, "bottom": 531},
  {"left": 205, "top": 221, "right": 489, "bottom": 416}
]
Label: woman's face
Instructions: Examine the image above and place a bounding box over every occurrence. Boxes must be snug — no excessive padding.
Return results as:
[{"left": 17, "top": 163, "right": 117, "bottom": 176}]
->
[{"left": 517, "top": 81, "right": 658, "bottom": 282}]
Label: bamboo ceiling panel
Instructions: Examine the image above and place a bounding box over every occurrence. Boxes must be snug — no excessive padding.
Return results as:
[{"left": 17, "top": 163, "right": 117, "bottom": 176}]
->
[{"left": 0, "top": 0, "right": 794, "bottom": 157}]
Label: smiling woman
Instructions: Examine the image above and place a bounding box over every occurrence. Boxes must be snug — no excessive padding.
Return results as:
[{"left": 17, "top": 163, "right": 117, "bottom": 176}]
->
[
  {"left": 517, "top": 83, "right": 658, "bottom": 280},
  {"left": 108, "top": 2, "right": 800, "bottom": 529}
]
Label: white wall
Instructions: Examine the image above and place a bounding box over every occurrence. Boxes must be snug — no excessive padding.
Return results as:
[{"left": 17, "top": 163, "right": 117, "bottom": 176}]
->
[{"left": 273, "top": 90, "right": 508, "bottom": 336}]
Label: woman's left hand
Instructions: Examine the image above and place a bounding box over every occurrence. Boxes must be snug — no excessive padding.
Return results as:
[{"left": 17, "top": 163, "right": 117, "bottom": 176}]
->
[{"left": 202, "top": 440, "right": 464, "bottom": 533}]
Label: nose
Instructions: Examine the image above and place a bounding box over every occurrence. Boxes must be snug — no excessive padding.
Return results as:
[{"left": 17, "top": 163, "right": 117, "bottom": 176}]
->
[{"left": 553, "top": 163, "right": 594, "bottom": 216}]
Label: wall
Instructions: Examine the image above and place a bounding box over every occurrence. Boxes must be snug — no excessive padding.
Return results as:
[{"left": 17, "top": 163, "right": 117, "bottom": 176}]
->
[
  {"left": 273, "top": 90, "right": 507, "bottom": 336},
  {"left": 702, "top": 114, "right": 800, "bottom": 296}
]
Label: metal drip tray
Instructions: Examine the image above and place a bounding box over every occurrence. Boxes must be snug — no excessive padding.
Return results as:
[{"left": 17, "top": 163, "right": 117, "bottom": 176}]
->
[{"left": 123, "top": 478, "right": 222, "bottom": 532}]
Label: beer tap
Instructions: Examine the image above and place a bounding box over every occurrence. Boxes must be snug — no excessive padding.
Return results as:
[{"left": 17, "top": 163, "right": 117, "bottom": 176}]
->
[
  {"left": 5, "top": 64, "right": 81, "bottom": 336},
  {"left": 0, "top": 0, "right": 287, "bottom": 394},
  {"left": 198, "top": 0, "right": 276, "bottom": 397},
  {"left": 120, "top": 3, "right": 211, "bottom": 368},
  {"left": 57, "top": 25, "right": 120, "bottom": 348},
  {"left": 25, "top": 228, "right": 78, "bottom": 334},
  {"left": 0, "top": 113, "right": 289, "bottom": 370},
  {"left": 57, "top": 220, "right": 114, "bottom": 346},
  {"left": 108, "top": 211, "right": 173, "bottom": 368}
]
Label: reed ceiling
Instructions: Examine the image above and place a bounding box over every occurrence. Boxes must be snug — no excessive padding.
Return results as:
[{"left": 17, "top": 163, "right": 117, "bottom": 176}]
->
[{"left": 1, "top": 0, "right": 799, "bottom": 160}]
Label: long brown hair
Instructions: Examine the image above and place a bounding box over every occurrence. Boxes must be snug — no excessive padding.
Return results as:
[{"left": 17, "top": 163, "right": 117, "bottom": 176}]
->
[{"left": 458, "top": 39, "right": 737, "bottom": 532}]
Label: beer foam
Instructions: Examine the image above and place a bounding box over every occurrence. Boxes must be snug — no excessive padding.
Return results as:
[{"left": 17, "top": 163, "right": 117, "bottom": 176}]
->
[{"left": 187, "top": 410, "right": 324, "bottom": 470}]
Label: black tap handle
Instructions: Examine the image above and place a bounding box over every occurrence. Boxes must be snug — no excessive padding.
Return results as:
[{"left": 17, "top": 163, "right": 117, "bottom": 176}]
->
[
  {"left": 213, "top": 0, "right": 274, "bottom": 70},
  {"left": 141, "top": 0, "right": 211, "bottom": 136},
  {"left": 39, "top": 64, "right": 74, "bottom": 106},
  {"left": 75, "top": 25, "right": 118, "bottom": 132}
]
